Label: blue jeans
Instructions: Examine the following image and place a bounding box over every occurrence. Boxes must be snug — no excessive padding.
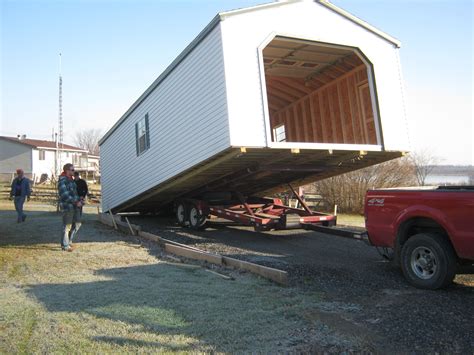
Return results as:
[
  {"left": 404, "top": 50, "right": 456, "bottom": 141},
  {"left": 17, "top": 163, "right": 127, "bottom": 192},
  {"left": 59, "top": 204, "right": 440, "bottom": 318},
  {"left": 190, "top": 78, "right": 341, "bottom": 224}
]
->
[
  {"left": 14, "top": 196, "right": 26, "bottom": 222},
  {"left": 61, "top": 208, "right": 82, "bottom": 248}
]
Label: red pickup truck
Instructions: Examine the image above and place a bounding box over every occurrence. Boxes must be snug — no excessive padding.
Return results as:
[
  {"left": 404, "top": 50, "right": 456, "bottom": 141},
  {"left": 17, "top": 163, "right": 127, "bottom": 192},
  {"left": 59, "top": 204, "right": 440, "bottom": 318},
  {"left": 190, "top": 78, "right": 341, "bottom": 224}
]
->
[{"left": 364, "top": 186, "right": 474, "bottom": 289}]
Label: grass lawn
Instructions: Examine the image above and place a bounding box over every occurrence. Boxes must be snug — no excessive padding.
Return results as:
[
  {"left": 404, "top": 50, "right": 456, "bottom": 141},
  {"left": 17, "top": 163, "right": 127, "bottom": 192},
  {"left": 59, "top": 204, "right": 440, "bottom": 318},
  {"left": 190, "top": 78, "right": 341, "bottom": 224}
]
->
[
  {"left": 336, "top": 214, "right": 365, "bottom": 228},
  {"left": 0, "top": 201, "right": 363, "bottom": 353}
]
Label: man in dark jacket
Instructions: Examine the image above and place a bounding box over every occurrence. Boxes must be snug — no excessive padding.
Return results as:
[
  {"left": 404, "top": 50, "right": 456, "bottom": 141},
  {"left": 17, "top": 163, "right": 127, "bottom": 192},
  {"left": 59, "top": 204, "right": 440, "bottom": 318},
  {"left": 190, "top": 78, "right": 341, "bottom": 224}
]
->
[
  {"left": 58, "top": 164, "right": 83, "bottom": 251},
  {"left": 9, "top": 169, "right": 31, "bottom": 223},
  {"left": 74, "top": 172, "right": 88, "bottom": 216}
]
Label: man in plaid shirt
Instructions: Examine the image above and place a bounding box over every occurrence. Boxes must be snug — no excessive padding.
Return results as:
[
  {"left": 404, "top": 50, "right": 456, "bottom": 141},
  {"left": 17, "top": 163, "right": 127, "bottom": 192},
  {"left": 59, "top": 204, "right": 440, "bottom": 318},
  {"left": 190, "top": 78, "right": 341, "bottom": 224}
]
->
[{"left": 58, "top": 163, "right": 83, "bottom": 251}]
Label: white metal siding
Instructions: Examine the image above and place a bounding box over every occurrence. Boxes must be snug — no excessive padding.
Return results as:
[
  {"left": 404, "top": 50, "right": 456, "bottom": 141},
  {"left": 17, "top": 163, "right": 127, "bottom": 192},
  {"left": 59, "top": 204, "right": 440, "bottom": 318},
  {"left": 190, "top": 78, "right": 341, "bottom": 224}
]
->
[
  {"left": 0, "top": 140, "right": 32, "bottom": 173},
  {"left": 32, "top": 149, "right": 55, "bottom": 177},
  {"left": 32, "top": 150, "right": 78, "bottom": 178},
  {"left": 220, "top": 1, "right": 410, "bottom": 151},
  {"left": 101, "top": 24, "right": 230, "bottom": 210}
]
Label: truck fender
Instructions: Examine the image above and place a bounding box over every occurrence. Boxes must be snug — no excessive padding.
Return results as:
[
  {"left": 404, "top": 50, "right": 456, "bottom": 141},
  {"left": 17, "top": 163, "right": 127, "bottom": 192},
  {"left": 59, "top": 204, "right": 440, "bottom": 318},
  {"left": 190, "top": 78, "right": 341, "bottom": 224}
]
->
[{"left": 393, "top": 205, "right": 456, "bottom": 263}]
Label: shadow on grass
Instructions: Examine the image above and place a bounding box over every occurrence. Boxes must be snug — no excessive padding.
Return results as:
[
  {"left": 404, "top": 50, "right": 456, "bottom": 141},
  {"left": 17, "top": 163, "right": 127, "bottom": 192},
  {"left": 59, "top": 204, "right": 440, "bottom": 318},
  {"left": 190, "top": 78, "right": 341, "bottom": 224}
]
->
[
  {"left": 26, "top": 263, "right": 293, "bottom": 352},
  {"left": 92, "top": 336, "right": 182, "bottom": 350},
  {"left": 0, "top": 209, "right": 120, "bottom": 248}
]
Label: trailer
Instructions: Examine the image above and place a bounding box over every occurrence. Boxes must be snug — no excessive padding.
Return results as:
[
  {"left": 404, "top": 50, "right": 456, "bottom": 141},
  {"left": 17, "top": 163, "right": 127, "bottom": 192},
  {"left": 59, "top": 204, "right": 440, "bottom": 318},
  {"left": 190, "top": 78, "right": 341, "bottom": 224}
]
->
[
  {"left": 99, "top": 1, "right": 410, "bottom": 223},
  {"left": 175, "top": 183, "right": 336, "bottom": 231}
]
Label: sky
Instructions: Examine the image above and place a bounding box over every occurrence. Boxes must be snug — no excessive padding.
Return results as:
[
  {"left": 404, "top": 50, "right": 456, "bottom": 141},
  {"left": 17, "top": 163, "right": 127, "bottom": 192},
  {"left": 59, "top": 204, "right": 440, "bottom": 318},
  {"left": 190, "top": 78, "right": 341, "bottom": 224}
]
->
[{"left": 1, "top": 0, "right": 473, "bottom": 165}]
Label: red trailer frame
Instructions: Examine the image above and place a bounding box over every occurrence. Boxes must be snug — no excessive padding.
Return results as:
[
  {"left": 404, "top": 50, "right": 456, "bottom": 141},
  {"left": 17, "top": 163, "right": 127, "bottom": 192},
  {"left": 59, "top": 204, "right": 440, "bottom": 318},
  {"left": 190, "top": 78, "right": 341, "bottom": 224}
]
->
[{"left": 174, "top": 184, "right": 336, "bottom": 231}]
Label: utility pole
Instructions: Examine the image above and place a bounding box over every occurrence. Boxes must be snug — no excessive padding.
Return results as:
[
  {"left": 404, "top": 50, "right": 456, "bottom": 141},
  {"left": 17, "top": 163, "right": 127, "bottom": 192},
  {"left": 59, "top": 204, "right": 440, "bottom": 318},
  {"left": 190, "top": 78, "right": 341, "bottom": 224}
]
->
[{"left": 57, "top": 53, "right": 64, "bottom": 176}]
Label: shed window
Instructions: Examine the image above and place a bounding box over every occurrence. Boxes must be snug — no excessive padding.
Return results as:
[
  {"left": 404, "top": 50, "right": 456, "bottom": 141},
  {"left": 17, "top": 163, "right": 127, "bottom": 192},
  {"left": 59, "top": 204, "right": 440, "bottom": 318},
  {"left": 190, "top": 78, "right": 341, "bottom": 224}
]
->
[
  {"left": 135, "top": 114, "right": 150, "bottom": 156},
  {"left": 273, "top": 124, "right": 286, "bottom": 142},
  {"left": 39, "top": 150, "right": 45, "bottom": 160}
]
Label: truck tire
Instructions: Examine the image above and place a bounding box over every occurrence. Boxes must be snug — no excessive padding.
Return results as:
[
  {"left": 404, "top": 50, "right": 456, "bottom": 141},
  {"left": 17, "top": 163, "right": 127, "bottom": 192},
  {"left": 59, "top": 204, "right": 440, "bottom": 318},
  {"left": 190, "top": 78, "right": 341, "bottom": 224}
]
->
[
  {"left": 188, "top": 205, "right": 207, "bottom": 230},
  {"left": 400, "top": 233, "right": 457, "bottom": 289},
  {"left": 176, "top": 202, "right": 187, "bottom": 226}
]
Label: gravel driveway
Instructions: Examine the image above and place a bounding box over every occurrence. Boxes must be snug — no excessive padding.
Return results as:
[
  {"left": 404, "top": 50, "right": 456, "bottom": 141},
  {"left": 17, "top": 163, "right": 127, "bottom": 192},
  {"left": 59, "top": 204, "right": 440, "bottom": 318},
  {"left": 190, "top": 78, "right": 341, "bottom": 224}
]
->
[{"left": 129, "top": 215, "right": 474, "bottom": 353}]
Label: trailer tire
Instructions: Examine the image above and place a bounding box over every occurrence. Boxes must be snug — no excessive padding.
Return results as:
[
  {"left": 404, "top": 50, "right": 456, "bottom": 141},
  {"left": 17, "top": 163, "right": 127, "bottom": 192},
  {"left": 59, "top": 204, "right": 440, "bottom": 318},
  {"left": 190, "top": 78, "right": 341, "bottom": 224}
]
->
[
  {"left": 188, "top": 205, "right": 207, "bottom": 230},
  {"left": 400, "top": 233, "right": 456, "bottom": 289},
  {"left": 176, "top": 202, "right": 187, "bottom": 227}
]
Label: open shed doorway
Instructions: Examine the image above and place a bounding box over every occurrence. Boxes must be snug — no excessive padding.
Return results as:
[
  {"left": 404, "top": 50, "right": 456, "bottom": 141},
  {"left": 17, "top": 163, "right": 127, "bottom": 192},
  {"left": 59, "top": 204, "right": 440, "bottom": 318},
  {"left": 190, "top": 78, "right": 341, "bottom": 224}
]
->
[{"left": 262, "top": 37, "right": 380, "bottom": 145}]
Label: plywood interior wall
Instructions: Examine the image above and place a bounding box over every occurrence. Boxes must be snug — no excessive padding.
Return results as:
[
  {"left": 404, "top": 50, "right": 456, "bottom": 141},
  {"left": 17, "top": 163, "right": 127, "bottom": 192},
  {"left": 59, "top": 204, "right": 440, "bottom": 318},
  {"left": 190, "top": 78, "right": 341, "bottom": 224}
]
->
[{"left": 268, "top": 66, "right": 377, "bottom": 145}]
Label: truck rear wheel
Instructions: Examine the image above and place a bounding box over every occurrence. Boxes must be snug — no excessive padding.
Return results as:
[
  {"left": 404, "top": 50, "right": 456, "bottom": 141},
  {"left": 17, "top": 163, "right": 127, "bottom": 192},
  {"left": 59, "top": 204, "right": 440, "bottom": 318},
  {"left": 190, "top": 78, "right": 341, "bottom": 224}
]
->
[{"left": 400, "top": 233, "right": 456, "bottom": 289}]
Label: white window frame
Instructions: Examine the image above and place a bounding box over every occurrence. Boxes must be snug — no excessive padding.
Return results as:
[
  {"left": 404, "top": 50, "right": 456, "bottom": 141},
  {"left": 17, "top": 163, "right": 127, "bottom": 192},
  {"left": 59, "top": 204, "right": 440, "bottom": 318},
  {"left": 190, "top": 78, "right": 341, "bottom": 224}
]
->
[
  {"left": 135, "top": 113, "right": 150, "bottom": 156},
  {"left": 273, "top": 124, "right": 286, "bottom": 142}
]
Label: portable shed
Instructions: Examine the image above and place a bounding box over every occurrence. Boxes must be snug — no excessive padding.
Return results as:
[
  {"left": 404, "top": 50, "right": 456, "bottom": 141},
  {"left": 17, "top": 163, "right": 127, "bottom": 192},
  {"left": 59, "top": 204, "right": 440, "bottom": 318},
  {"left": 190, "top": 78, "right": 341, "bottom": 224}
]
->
[{"left": 100, "top": 0, "right": 410, "bottom": 213}]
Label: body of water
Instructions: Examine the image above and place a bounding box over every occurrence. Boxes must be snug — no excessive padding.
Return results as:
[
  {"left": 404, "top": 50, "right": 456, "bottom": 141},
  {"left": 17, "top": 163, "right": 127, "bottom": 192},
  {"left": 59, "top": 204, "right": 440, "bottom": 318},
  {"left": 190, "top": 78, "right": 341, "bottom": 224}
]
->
[{"left": 425, "top": 174, "right": 470, "bottom": 185}]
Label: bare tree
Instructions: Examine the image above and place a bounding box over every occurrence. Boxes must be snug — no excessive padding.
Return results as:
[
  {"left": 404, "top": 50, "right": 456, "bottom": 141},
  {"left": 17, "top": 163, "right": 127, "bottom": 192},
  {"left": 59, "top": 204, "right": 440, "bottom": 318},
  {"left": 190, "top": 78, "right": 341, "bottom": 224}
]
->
[
  {"left": 311, "top": 156, "right": 416, "bottom": 214},
  {"left": 73, "top": 129, "right": 102, "bottom": 155},
  {"left": 409, "top": 149, "right": 440, "bottom": 186}
]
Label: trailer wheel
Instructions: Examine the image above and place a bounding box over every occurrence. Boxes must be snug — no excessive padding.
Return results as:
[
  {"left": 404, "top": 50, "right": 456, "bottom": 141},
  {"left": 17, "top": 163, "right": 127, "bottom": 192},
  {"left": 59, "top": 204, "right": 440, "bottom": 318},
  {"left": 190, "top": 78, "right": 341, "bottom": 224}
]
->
[
  {"left": 400, "top": 233, "right": 456, "bottom": 289},
  {"left": 176, "top": 202, "right": 187, "bottom": 226},
  {"left": 188, "top": 205, "right": 207, "bottom": 230}
]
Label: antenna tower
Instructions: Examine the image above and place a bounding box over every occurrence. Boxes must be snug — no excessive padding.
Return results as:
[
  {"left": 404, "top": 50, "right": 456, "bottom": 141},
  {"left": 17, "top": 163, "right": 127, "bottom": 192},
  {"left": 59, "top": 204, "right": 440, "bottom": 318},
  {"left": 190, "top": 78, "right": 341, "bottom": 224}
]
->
[{"left": 58, "top": 53, "right": 63, "bottom": 148}]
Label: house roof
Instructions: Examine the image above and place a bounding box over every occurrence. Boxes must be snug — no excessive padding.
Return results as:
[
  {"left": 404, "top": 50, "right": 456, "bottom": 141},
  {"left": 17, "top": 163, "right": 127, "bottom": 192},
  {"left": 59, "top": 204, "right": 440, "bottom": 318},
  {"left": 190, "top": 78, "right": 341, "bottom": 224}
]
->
[
  {"left": 99, "top": 0, "right": 400, "bottom": 146},
  {"left": 0, "top": 136, "right": 87, "bottom": 152}
]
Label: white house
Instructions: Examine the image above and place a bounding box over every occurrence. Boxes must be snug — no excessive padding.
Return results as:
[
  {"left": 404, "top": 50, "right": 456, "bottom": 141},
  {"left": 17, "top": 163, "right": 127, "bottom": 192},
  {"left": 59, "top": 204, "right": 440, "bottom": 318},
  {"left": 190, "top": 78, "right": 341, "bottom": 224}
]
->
[
  {"left": 0, "top": 136, "right": 100, "bottom": 183},
  {"left": 100, "top": 0, "right": 410, "bottom": 213}
]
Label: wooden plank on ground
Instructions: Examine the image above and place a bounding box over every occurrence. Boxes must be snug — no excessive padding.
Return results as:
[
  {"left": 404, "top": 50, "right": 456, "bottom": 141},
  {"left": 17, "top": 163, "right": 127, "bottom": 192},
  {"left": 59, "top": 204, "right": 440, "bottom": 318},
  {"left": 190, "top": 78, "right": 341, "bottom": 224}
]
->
[
  {"left": 165, "top": 243, "right": 223, "bottom": 265},
  {"left": 222, "top": 256, "right": 288, "bottom": 285},
  {"left": 104, "top": 224, "right": 288, "bottom": 286},
  {"left": 138, "top": 230, "right": 161, "bottom": 242},
  {"left": 138, "top": 231, "right": 206, "bottom": 253}
]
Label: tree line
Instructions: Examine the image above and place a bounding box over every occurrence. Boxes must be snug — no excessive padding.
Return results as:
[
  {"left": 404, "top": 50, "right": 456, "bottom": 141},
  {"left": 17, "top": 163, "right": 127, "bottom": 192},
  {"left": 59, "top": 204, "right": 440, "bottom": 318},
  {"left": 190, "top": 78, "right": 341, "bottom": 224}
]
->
[{"left": 309, "top": 151, "right": 444, "bottom": 214}]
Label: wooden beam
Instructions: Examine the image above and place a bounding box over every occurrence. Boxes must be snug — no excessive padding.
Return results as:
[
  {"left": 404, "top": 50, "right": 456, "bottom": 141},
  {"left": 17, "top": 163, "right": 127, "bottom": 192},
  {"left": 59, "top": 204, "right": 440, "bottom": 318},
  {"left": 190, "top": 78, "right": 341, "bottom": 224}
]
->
[
  {"left": 268, "top": 101, "right": 280, "bottom": 112},
  {"left": 342, "top": 54, "right": 362, "bottom": 67},
  {"left": 301, "top": 98, "right": 311, "bottom": 141},
  {"left": 292, "top": 105, "right": 302, "bottom": 141},
  {"left": 267, "top": 79, "right": 308, "bottom": 98},
  {"left": 138, "top": 230, "right": 288, "bottom": 285},
  {"left": 272, "top": 76, "right": 313, "bottom": 94},
  {"left": 336, "top": 82, "right": 348, "bottom": 143},
  {"left": 124, "top": 217, "right": 136, "bottom": 235},
  {"left": 265, "top": 44, "right": 345, "bottom": 59},
  {"left": 264, "top": 55, "right": 332, "bottom": 66},
  {"left": 309, "top": 65, "right": 365, "bottom": 93},
  {"left": 267, "top": 95, "right": 288, "bottom": 110},
  {"left": 327, "top": 86, "right": 341, "bottom": 142},
  {"left": 325, "top": 65, "right": 346, "bottom": 77},
  {"left": 272, "top": 65, "right": 366, "bottom": 119},
  {"left": 269, "top": 86, "right": 299, "bottom": 103},
  {"left": 310, "top": 71, "right": 335, "bottom": 84},
  {"left": 348, "top": 74, "right": 362, "bottom": 143},
  {"left": 222, "top": 257, "right": 288, "bottom": 285},
  {"left": 285, "top": 109, "right": 294, "bottom": 141},
  {"left": 165, "top": 243, "right": 223, "bottom": 265}
]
